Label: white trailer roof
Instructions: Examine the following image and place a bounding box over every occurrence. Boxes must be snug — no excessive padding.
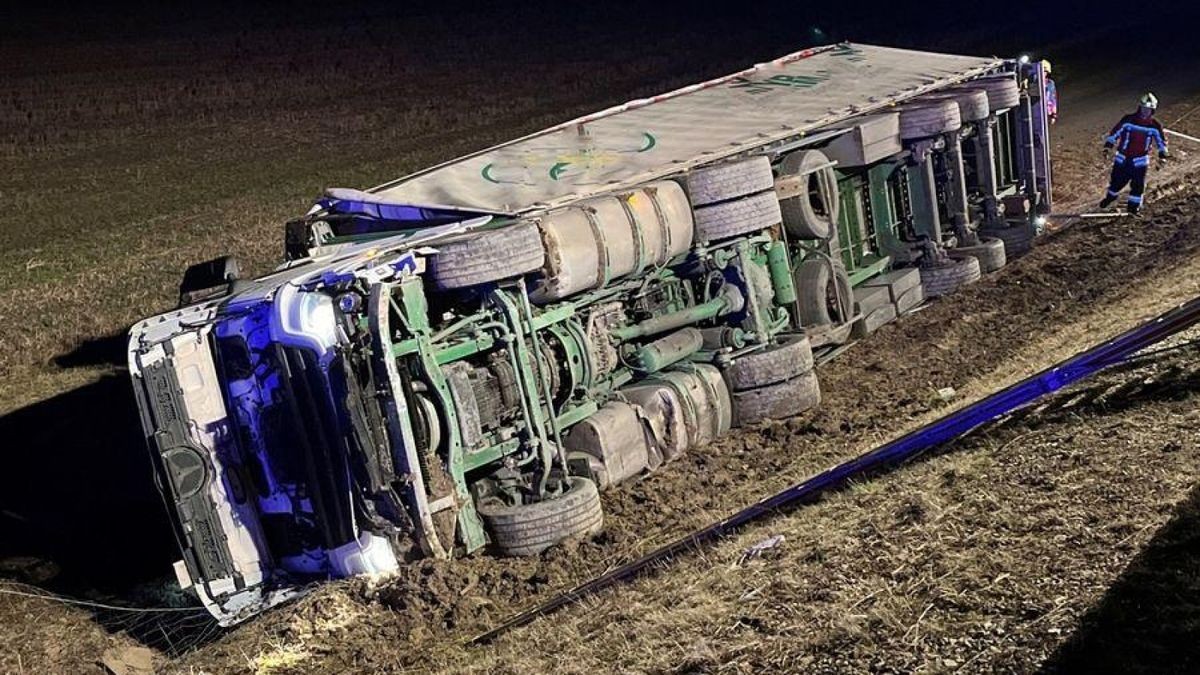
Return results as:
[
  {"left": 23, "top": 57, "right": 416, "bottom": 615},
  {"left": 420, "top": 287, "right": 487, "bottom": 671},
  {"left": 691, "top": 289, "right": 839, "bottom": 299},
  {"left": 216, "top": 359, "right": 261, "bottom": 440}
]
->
[{"left": 366, "top": 43, "right": 1005, "bottom": 215}]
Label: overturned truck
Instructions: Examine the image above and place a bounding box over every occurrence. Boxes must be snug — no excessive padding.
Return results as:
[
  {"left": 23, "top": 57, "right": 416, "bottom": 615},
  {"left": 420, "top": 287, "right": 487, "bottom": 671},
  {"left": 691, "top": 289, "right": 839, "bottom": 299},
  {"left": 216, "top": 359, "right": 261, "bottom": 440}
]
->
[{"left": 128, "top": 43, "right": 1053, "bottom": 624}]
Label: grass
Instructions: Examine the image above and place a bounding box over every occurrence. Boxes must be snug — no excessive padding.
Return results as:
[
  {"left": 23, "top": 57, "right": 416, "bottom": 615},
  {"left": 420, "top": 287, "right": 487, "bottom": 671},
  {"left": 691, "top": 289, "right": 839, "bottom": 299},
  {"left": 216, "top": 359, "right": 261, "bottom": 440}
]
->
[
  {"left": 249, "top": 641, "right": 310, "bottom": 675},
  {"left": 417, "top": 354, "right": 1200, "bottom": 673},
  {"left": 0, "top": 12, "right": 829, "bottom": 412}
]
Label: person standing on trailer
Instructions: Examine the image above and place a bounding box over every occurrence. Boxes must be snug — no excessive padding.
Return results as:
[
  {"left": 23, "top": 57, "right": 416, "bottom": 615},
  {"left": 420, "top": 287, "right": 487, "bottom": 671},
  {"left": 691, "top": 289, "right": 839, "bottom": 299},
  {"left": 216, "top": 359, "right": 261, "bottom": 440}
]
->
[{"left": 1100, "top": 93, "right": 1170, "bottom": 214}]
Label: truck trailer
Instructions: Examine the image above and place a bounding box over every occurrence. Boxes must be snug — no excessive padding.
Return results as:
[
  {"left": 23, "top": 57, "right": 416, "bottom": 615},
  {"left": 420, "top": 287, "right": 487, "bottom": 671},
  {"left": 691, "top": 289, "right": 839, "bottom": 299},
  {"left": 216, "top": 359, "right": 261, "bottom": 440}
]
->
[{"left": 127, "top": 43, "right": 1053, "bottom": 625}]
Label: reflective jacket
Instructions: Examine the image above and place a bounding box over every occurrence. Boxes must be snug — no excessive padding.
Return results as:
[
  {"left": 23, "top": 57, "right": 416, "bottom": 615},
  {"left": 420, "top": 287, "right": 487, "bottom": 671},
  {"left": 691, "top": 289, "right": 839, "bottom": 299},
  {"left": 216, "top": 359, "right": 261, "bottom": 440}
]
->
[{"left": 1105, "top": 113, "right": 1169, "bottom": 166}]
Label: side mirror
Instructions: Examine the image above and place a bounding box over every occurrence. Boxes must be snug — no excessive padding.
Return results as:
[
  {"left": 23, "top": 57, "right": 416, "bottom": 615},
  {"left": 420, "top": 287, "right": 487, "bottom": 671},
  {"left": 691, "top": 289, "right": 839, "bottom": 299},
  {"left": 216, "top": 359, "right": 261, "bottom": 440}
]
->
[{"left": 178, "top": 255, "right": 241, "bottom": 307}]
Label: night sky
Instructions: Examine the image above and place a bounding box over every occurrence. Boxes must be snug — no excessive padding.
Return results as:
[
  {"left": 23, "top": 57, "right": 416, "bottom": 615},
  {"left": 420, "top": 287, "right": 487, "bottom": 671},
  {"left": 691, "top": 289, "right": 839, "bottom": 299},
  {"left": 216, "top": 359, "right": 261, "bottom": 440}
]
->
[{"left": 7, "top": 0, "right": 1200, "bottom": 48}]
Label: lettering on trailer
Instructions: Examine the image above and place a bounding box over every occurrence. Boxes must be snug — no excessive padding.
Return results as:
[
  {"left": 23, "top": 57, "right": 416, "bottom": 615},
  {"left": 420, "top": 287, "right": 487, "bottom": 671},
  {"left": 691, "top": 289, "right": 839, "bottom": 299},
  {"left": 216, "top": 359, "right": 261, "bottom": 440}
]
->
[
  {"left": 728, "top": 71, "right": 834, "bottom": 94},
  {"left": 725, "top": 43, "right": 866, "bottom": 95},
  {"left": 480, "top": 131, "right": 658, "bottom": 185}
]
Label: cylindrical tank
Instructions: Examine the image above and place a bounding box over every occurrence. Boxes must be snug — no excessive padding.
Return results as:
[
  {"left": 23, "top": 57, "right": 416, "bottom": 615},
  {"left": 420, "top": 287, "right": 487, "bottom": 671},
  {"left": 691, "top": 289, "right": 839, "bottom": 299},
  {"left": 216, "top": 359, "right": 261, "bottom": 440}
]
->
[
  {"left": 531, "top": 180, "right": 694, "bottom": 302},
  {"left": 633, "top": 328, "right": 704, "bottom": 373},
  {"left": 655, "top": 364, "right": 732, "bottom": 448},
  {"left": 619, "top": 381, "right": 689, "bottom": 466},
  {"left": 563, "top": 401, "right": 650, "bottom": 489},
  {"left": 618, "top": 363, "right": 733, "bottom": 469}
]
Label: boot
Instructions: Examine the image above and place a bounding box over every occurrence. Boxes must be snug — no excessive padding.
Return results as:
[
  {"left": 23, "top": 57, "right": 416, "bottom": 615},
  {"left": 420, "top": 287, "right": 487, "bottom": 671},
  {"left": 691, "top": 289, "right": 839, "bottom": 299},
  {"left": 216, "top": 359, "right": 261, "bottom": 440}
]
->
[
  {"left": 1099, "top": 193, "right": 1118, "bottom": 208},
  {"left": 1127, "top": 201, "right": 1141, "bottom": 215}
]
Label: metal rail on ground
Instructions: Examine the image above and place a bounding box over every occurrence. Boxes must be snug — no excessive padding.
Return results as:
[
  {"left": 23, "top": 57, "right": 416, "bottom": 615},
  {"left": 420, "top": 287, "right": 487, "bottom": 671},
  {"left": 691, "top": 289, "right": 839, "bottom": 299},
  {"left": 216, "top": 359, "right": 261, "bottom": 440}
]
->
[
  {"left": 1166, "top": 128, "right": 1200, "bottom": 145},
  {"left": 1047, "top": 212, "right": 1132, "bottom": 219},
  {"left": 470, "top": 294, "right": 1200, "bottom": 645}
]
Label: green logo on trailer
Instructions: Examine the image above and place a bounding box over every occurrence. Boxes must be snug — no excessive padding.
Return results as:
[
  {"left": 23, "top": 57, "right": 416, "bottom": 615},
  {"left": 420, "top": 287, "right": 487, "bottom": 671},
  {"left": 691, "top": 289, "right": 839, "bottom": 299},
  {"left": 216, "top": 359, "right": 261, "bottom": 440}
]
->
[{"left": 481, "top": 131, "right": 657, "bottom": 184}]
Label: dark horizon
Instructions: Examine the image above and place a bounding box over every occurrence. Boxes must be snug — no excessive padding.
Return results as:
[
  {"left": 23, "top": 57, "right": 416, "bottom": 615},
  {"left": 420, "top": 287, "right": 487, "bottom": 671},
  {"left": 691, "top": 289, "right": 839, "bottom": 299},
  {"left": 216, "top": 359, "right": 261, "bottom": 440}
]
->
[{"left": 6, "top": 0, "right": 1198, "bottom": 47}]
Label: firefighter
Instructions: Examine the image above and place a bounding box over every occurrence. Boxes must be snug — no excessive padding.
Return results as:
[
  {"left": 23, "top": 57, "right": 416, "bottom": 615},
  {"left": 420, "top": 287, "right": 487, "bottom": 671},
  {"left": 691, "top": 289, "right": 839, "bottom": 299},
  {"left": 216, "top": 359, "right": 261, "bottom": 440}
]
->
[
  {"left": 1043, "top": 60, "right": 1057, "bottom": 125},
  {"left": 1100, "top": 93, "right": 1170, "bottom": 214}
]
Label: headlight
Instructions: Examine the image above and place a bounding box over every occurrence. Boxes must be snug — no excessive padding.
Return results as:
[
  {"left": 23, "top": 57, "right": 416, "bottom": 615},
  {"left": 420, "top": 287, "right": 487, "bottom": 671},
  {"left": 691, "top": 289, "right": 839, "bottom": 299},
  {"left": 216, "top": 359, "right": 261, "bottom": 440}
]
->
[{"left": 270, "top": 285, "right": 339, "bottom": 356}]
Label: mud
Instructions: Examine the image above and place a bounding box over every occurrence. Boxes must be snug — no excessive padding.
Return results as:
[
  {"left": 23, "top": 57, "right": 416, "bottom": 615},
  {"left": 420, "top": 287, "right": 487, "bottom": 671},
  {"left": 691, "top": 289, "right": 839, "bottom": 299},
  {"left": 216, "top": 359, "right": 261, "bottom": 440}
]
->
[{"left": 165, "top": 169, "right": 1200, "bottom": 672}]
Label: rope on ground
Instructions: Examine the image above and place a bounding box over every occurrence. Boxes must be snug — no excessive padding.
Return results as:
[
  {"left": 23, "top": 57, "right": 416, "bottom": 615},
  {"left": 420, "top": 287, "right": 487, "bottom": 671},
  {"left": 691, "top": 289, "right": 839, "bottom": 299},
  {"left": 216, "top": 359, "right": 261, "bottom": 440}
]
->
[
  {"left": 0, "top": 581, "right": 204, "bottom": 614},
  {"left": 0, "top": 581, "right": 219, "bottom": 655}
]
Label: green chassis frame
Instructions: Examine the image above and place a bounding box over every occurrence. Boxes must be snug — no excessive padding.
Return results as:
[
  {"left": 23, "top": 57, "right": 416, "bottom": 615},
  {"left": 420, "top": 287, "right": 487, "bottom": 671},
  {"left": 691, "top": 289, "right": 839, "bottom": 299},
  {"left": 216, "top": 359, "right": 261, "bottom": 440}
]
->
[{"left": 366, "top": 234, "right": 789, "bottom": 557}]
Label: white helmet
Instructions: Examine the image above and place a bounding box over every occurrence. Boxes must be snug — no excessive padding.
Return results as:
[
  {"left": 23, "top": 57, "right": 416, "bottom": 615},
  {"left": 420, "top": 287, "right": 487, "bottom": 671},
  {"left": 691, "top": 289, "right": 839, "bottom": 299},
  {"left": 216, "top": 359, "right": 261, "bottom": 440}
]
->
[{"left": 1140, "top": 92, "right": 1159, "bottom": 110}]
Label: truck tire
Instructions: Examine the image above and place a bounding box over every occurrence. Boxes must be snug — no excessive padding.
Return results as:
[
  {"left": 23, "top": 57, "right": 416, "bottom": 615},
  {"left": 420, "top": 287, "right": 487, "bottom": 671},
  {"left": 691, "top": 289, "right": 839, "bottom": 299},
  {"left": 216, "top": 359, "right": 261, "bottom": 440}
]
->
[
  {"left": 899, "top": 100, "right": 962, "bottom": 140},
  {"left": 723, "top": 334, "right": 814, "bottom": 390},
  {"left": 731, "top": 370, "right": 821, "bottom": 426},
  {"left": 686, "top": 156, "right": 775, "bottom": 207},
  {"left": 477, "top": 476, "right": 603, "bottom": 557},
  {"left": 429, "top": 222, "right": 545, "bottom": 290},
  {"left": 970, "top": 77, "right": 1021, "bottom": 112},
  {"left": 779, "top": 149, "right": 840, "bottom": 240},
  {"left": 919, "top": 255, "right": 981, "bottom": 298},
  {"left": 794, "top": 258, "right": 853, "bottom": 327},
  {"left": 919, "top": 88, "right": 990, "bottom": 122},
  {"left": 948, "top": 237, "right": 1006, "bottom": 273},
  {"left": 693, "top": 190, "right": 782, "bottom": 242},
  {"left": 980, "top": 224, "right": 1037, "bottom": 257}
]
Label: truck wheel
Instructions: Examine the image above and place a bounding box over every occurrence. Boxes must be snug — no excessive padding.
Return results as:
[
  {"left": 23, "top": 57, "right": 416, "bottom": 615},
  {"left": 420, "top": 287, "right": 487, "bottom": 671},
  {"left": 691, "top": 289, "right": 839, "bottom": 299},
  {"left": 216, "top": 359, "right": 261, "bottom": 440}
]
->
[
  {"left": 731, "top": 370, "right": 821, "bottom": 426},
  {"left": 919, "top": 255, "right": 981, "bottom": 298},
  {"left": 723, "top": 334, "right": 814, "bottom": 390},
  {"left": 477, "top": 476, "right": 603, "bottom": 557},
  {"left": 779, "top": 149, "right": 840, "bottom": 240},
  {"left": 693, "top": 190, "right": 782, "bottom": 243},
  {"left": 899, "top": 100, "right": 962, "bottom": 140},
  {"left": 919, "top": 88, "right": 990, "bottom": 122},
  {"left": 429, "top": 222, "right": 545, "bottom": 290},
  {"left": 794, "top": 258, "right": 853, "bottom": 327},
  {"left": 970, "top": 76, "right": 1021, "bottom": 112},
  {"left": 948, "top": 237, "right": 1006, "bottom": 273},
  {"left": 980, "top": 224, "right": 1037, "bottom": 258},
  {"left": 686, "top": 156, "right": 775, "bottom": 207}
]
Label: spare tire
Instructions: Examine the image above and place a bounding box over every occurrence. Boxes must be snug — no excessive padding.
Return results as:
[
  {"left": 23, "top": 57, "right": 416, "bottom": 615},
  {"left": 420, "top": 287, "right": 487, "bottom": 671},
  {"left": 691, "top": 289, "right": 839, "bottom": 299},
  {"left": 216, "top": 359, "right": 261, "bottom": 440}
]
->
[
  {"left": 723, "top": 334, "right": 814, "bottom": 391},
  {"left": 686, "top": 156, "right": 775, "bottom": 207},
  {"left": 429, "top": 222, "right": 545, "bottom": 290},
  {"left": 779, "top": 149, "right": 840, "bottom": 240},
  {"left": 969, "top": 77, "right": 1021, "bottom": 112},
  {"left": 693, "top": 190, "right": 782, "bottom": 242},
  {"left": 899, "top": 100, "right": 962, "bottom": 140},
  {"left": 794, "top": 258, "right": 853, "bottom": 327},
  {"left": 477, "top": 476, "right": 603, "bottom": 557},
  {"left": 948, "top": 237, "right": 1006, "bottom": 273}
]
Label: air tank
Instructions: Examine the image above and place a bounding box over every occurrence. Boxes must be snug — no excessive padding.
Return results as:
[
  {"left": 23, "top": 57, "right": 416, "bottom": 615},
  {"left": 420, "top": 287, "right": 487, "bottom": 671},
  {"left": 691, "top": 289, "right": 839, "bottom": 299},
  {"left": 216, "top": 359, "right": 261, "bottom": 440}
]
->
[{"left": 531, "top": 180, "right": 694, "bottom": 302}]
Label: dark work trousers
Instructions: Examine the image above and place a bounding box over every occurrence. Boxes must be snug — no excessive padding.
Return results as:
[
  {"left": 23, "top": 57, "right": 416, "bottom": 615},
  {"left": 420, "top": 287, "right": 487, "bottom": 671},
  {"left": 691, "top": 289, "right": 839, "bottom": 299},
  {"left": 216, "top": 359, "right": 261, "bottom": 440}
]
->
[{"left": 1106, "top": 158, "right": 1148, "bottom": 209}]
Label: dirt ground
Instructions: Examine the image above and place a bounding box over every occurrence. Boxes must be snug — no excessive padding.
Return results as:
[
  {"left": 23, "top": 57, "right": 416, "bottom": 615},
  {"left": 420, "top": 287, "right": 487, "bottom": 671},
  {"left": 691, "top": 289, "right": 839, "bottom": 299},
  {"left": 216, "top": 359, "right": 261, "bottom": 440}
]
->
[
  {"left": 159, "top": 174, "right": 1200, "bottom": 675},
  {"left": 5, "top": 7, "right": 1200, "bottom": 675}
]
